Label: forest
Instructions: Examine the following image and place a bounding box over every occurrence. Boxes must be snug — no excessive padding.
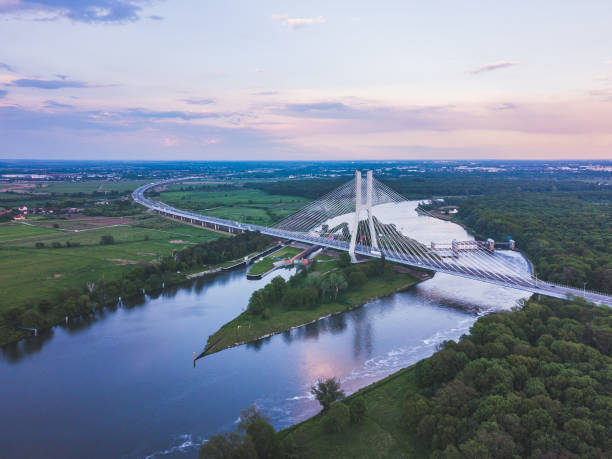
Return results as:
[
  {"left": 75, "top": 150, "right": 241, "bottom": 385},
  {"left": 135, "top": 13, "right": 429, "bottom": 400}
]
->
[
  {"left": 455, "top": 191, "right": 611, "bottom": 293},
  {"left": 408, "top": 296, "right": 612, "bottom": 458},
  {"left": 249, "top": 175, "right": 603, "bottom": 201}
]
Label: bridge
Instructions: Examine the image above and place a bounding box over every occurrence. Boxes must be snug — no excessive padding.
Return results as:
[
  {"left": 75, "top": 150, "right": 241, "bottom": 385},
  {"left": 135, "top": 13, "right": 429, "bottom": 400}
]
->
[{"left": 132, "top": 173, "right": 612, "bottom": 307}]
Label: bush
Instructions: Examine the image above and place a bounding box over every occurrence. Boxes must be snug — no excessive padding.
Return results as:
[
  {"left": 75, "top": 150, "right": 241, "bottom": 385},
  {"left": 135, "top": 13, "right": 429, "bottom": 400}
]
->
[
  {"left": 348, "top": 271, "right": 367, "bottom": 287},
  {"left": 100, "top": 235, "right": 115, "bottom": 245},
  {"left": 52, "top": 242, "right": 62, "bottom": 248},
  {"left": 38, "top": 299, "right": 52, "bottom": 313},
  {"left": 323, "top": 402, "right": 350, "bottom": 433},
  {"left": 35, "top": 242, "right": 45, "bottom": 249},
  {"left": 350, "top": 397, "right": 367, "bottom": 424}
]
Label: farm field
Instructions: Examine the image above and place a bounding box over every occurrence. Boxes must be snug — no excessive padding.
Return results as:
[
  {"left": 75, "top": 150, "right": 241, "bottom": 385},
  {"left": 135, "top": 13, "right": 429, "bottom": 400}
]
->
[
  {"left": 35, "top": 180, "right": 149, "bottom": 194},
  {"left": 0, "top": 216, "right": 223, "bottom": 311}
]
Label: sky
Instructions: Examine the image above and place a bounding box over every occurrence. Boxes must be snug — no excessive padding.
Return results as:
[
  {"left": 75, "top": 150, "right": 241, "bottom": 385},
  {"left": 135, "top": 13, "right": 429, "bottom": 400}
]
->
[{"left": 1, "top": 0, "right": 612, "bottom": 160}]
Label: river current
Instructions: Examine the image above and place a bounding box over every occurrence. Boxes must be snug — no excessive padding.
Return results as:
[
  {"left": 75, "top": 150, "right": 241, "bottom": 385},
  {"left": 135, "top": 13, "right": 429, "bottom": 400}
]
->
[{"left": 0, "top": 201, "right": 531, "bottom": 458}]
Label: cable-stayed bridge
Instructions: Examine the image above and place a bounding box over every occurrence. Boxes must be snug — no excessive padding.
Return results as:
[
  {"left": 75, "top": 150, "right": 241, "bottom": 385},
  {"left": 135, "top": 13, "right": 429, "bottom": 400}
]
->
[{"left": 132, "top": 174, "right": 612, "bottom": 307}]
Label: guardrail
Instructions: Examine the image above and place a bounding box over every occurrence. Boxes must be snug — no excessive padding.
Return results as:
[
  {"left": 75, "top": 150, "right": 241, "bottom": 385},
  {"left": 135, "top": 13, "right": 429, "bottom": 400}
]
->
[{"left": 132, "top": 179, "right": 612, "bottom": 307}]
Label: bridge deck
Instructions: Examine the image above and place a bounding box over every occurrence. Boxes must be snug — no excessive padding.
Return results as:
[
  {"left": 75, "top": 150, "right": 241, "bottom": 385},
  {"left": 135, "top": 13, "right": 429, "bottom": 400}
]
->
[{"left": 132, "top": 179, "right": 612, "bottom": 307}]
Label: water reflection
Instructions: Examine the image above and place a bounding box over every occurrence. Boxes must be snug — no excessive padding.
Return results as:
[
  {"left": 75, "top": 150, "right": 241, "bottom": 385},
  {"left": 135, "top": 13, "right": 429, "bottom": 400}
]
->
[{"left": 0, "top": 208, "right": 533, "bottom": 459}]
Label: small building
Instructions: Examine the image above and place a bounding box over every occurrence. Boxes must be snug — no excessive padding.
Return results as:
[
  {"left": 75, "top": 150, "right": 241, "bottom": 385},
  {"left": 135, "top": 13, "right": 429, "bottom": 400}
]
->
[
  {"left": 439, "top": 205, "right": 459, "bottom": 215},
  {"left": 18, "top": 205, "right": 28, "bottom": 213},
  {"left": 13, "top": 214, "right": 26, "bottom": 221}
]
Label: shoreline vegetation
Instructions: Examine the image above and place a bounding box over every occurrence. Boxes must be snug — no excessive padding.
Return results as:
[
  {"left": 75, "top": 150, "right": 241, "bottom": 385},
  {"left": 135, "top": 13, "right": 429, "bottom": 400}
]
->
[
  {"left": 202, "top": 252, "right": 432, "bottom": 357},
  {"left": 0, "top": 230, "right": 274, "bottom": 346},
  {"left": 272, "top": 296, "right": 612, "bottom": 458}
]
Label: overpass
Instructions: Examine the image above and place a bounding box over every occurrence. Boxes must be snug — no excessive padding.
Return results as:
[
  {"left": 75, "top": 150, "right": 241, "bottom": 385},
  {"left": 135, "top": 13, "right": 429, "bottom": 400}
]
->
[{"left": 132, "top": 175, "right": 612, "bottom": 307}]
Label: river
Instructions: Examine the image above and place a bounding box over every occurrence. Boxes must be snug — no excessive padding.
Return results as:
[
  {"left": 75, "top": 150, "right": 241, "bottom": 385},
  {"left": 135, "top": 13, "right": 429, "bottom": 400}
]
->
[{"left": 0, "top": 202, "right": 531, "bottom": 458}]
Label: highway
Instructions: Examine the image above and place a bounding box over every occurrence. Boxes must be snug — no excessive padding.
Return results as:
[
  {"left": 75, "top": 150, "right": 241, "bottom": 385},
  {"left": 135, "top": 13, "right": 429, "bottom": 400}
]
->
[{"left": 132, "top": 178, "right": 612, "bottom": 307}]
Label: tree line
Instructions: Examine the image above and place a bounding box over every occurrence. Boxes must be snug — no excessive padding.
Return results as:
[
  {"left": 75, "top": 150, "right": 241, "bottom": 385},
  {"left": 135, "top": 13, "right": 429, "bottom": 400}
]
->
[
  {"left": 246, "top": 252, "right": 392, "bottom": 319},
  {"left": 0, "top": 231, "right": 272, "bottom": 342},
  {"left": 406, "top": 296, "right": 611, "bottom": 458},
  {"left": 455, "top": 191, "right": 611, "bottom": 293}
]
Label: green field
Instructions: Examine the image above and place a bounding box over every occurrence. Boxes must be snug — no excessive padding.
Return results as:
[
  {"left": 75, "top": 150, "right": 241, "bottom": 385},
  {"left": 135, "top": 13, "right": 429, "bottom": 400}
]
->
[
  {"left": 159, "top": 188, "right": 309, "bottom": 226},
  {"left": 0, "top": 217, "right": 222, "bottom": 310},
  {"left": 36, "top": 180, "right": 148, "bottom": 194},
  {"left": 203, "top": 268, "right": 419, "bottom": 356},
  {"left": 247, "top": 246, "right": 303, "bottom": 275},
  {"left": 279, "top": 366, "right": 429, "bottom": 458}
]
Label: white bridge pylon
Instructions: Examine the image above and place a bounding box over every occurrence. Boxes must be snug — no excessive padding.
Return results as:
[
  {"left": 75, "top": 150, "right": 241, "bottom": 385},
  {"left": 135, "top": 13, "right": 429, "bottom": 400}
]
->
[
  {"left": 132, "top": 175, "right": 612, "bottom": 307},
  {"left": 349, "top": 170, "right": 379, "bottom": 262}
]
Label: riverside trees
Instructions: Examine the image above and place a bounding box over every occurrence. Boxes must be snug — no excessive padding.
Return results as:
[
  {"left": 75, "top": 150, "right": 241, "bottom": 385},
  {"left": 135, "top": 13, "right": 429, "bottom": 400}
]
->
[
  {"left": 407, "top": 297, "right": 612, "bottom": 457},
  {"left": 245, "top": 253, "right": 392, "bottom": 321}
]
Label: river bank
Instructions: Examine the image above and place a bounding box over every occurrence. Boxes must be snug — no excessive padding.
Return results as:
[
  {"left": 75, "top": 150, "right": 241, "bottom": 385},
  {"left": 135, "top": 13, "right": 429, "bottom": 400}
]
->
[
  {"left": 278, "top": 296, "right": 611, "bottom": 458},
  {"left": 201, "top": 265, "right": 429, "bottom": 356},
  {"left": 279, "top": 364, "right": 429, "bottom": 458},
  {"left": 0, "top": 232, "right": 275, "bottom": 347},
  {"left": 0, "top": 198, "right": 533, "bottom": 459}
]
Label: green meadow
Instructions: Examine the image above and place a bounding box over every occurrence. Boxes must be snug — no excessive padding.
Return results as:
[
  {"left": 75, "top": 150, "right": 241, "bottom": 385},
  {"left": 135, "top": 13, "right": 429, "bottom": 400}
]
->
[
  {"left": 0, "top": 217, "right": 222, "bottom": 311},
  {"left": 159, "top": 188, "right": 310, "bottom": 226}
]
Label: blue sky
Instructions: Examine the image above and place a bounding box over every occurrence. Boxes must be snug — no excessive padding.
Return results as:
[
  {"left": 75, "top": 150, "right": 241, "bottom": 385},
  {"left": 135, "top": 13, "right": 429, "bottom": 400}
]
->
[{"left": 1, "top": 0, "right": 612, "bottom": 160}]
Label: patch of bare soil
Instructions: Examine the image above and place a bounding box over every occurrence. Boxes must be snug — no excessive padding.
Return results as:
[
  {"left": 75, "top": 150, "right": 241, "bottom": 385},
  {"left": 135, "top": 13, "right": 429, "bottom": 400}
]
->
[{"left": 106, "top": 258, "right": 142, "bottom": 265}]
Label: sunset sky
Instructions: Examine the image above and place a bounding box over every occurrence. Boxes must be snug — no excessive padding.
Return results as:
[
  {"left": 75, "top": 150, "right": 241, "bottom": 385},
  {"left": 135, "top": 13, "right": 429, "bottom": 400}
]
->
[{"left": 1, "top": 0, "right": 612, "bottom": 160}]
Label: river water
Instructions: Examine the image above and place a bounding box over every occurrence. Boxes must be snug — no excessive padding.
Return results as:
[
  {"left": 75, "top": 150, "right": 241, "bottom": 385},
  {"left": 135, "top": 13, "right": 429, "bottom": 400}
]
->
[{"left": 0, "top": 202, "right": 531, "bottom": 458}]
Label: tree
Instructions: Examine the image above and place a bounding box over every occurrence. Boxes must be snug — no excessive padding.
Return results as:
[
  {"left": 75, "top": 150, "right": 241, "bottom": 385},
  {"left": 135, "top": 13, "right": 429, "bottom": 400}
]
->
[
  {"left": 350, "top": 397, "right": 366, "bottom": 424},
  {"left": 247, "top": 290, "right": 266, "bottom": 315},
  {"left": 323, "top": 401, "right": 350, "bottom": 433},
  {"left": 1, "top": 307, "right": 22, "bottom": 325},
  {"left": 100, "top": 235, "right": 115, "bottom": 245},
  {"left": 348, "top": 271, "right": 367, "bottom": 287},
  {"left": 338, "top": 251, "right": 351, "bottom": 268},
  {"left": 320, "top": 273, "right": 348, "bottom": 301},
  {"left": 311, "top": 377, "right": 345, "bottom": 410},
  {"left": 237, "top": 405, "right": 268, "bottom": 432},
  {"left": 21, "top": 310, "right": 45, "bottom": 328},
  {"left": 246, "top": 419, "right": 281, "bottom": 459},
  {"left": 198, "top": 431, "right": 256, "bottom": 459},
  {"left": 269, "top": 276, "right": 286, "bottom": 300}
]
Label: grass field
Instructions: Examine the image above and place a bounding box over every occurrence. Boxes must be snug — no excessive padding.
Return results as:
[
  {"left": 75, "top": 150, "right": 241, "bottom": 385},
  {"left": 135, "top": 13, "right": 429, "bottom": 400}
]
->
[
  {"left": 159, "top": 188, "right": 310, "bottom": 226},
  {"left": 36, "top": 180, "right": 148, "bottom": 194},
  {"left": 203, "top": 268, "right": 420, "bottom": 356},
  {"left": 279, "top": 365, "right": 429, "bottom": 458},
  {"left": 0, "top": 217, "right": 223, "bottom": 311},
  {"left": 247, "top": 246, "right": 303, "bottom": 275}
]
